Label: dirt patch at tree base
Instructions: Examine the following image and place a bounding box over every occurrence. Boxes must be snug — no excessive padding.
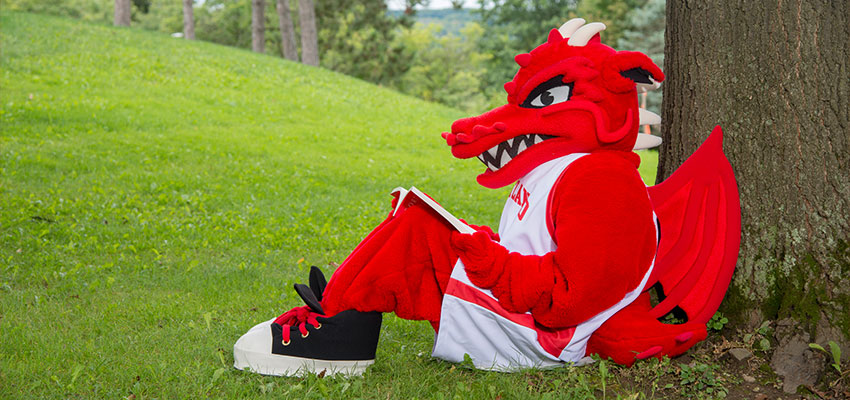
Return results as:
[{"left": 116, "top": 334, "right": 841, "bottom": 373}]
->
[{"left": 608, "top": 325, "right": 849, "bottom": 399}]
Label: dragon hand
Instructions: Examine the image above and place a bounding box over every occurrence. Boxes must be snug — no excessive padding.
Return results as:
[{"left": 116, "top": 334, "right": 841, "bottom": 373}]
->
[{"left": 450, "top": 231, "right": 508, "bottom": 289}]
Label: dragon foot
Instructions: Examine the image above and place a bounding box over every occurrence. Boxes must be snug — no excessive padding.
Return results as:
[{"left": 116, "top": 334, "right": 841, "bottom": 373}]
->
[{"left": 586, "top": 292, "right": 707, "bottom": 366}]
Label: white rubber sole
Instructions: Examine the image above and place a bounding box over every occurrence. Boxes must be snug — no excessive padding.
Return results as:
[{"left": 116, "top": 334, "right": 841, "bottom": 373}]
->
[{"left": 233, "top": 346, "right": 374, "bottom": 377}]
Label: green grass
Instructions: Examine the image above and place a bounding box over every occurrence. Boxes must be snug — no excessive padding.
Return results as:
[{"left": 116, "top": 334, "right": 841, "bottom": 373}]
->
[{"left": 1, "top": 13, "right": 663, "bottom": 398}]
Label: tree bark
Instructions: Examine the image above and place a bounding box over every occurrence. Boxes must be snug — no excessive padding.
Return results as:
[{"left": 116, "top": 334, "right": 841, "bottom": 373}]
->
[
  {"left": 252, "top": 0, "right": 266, "bottom": 53},
  {"left": 183, "top": 0, "right": 195, "bottom": 40},
  {"left": 114, "top": 0, "right": 131, "bottom": 26},
  {"left": 298, "top": 0, "right": 319, "bottom": 66},
  {"left": 276, "top": 0, "right": 298, "bottom": 61},
  {"left": 661, "top": 0, "right": 849, "bottom": 379}
]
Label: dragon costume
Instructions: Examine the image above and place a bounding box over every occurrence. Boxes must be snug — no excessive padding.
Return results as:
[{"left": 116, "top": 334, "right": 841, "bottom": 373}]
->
[{"left": 233, "top": 18, "right": 741, "bottom": 375}]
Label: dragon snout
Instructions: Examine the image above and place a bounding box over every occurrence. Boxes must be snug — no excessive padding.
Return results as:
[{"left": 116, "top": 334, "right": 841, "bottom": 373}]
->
[
  {"left": 442, "top": 119, "right": 507, "bottom": 146},
  {"left": 450, "top": 115, "right": 477, "bottom": 134}
]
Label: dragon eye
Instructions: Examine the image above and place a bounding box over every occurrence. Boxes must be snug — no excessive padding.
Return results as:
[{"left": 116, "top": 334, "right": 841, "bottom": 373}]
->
[
  {"left": 521, "top": 75, "right": 573, "bottom": 109},
  {"left": 530, "top": 86, "right": 571, "bottom": 107}
]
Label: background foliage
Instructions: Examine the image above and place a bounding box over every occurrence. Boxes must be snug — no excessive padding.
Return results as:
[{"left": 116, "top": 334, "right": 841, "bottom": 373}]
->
[{"left": 2, "top": 0, "right": 665, "bottom": 114}]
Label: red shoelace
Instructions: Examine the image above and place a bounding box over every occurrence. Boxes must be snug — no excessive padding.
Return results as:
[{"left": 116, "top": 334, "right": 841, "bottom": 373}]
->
[{"left": 274, "top": 305, "right": 323, "bottom": 344}]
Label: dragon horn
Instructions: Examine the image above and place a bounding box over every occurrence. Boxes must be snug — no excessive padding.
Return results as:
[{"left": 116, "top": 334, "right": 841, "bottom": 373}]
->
[
  {"left": 567, "top": 22, "right": 606, "bottom": 46},
  {"left": 558, "top": 18, "right": 586, "bottom": 38},
  {"left": 639, "top": 109, "right": 661, "bottom": 126},
  {"left": 633, "top": 133, "right": 662, "bottom": 150}
]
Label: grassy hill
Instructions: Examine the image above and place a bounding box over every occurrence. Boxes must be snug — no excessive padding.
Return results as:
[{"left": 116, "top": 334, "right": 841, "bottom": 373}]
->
[{"left": 1, "top": 13, "right": 659, "bottom": 398}]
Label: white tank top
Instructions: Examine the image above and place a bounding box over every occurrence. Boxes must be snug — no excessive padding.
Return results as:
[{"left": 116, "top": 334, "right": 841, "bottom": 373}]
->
[
  {"left": 497, "top": 153, "right": 587, "bottom": 255},
  {"left": 432, "top": 154, "right": 655, "bottom": 371}
]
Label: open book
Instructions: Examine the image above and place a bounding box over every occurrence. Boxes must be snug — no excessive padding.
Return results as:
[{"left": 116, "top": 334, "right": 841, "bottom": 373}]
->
[{"left": 391, "top": 186, "right": 476, "bottom": 234}]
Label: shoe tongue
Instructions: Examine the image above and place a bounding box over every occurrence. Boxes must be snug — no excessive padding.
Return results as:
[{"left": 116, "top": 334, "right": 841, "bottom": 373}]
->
[
  {"left": 309, "top": 266, "right": 327, "bottom": 301},
  {"left": 294, "top": 283, "right": 325, "bottom": 315}
]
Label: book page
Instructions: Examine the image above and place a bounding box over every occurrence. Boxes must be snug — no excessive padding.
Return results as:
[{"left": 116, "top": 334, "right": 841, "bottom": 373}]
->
[{"left": 391, "top": 186, "right": 476, "bottom": 234}]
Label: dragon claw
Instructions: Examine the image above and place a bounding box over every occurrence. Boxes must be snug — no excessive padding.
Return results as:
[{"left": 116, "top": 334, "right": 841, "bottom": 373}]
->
[
  {"left": 675, "top": 332, "right": 694, "bottom": 344},
  {"left": 635, "top": 345, "right": 663, "bottom": 360}
]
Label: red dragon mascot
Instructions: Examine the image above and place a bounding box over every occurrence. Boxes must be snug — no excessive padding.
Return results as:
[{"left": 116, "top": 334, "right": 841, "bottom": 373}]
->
[{"left": 234, "top": 18, "right": 741, "bottom": 376}]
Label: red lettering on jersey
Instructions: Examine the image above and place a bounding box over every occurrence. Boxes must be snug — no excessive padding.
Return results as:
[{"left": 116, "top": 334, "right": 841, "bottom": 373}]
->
[
  {"left": 510, "top": 182, "right": 530, "bottom": 221},
  {"left": 518, "top": 189, "right": 530, "bottom": 220}
]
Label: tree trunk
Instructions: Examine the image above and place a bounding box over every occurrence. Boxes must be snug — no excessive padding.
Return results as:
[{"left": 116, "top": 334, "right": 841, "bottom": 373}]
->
[
  {"left": 661, "top": 0, "right": 849, "bottom": 390},
  {"left": 114, "top": 0, "right": 131, "bottom": 26},
  {"left": 276, "top": 0, "right": 298, "bottom": 61},
  {"left": 252, "top": 0, "right": 266, "bottom": 53},
  {"left": 182, "top": 0, "right": 195, "bottom": 40},
  {"left": 298, "top": 0, "right": 319, "bottom": 66}
]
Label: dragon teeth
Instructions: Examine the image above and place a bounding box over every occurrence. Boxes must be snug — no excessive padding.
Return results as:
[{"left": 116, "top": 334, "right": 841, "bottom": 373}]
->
[
  {"left": 478, "top": 154, "right": 497, "bottom": 171},
  {"left": 499, "top": 150, "right": 511, "bottom": 169},
  {"left": 517, "top": 139, "right": 528, "bottom": 154},
  {"left": 475, "top": 133, "right": 554, "bottom": 172}
]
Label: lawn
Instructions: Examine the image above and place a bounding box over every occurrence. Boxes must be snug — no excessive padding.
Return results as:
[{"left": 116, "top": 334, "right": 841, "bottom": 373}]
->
[{"left": 0, "top": 13, "right": 682, "bottom": 399}]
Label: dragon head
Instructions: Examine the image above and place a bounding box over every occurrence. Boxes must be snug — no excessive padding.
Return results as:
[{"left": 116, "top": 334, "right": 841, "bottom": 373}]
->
[{"left": 442, "top": 19, "right": 665, "bottom": 189}]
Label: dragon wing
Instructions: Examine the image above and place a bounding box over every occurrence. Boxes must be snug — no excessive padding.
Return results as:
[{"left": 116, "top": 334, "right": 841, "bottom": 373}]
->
[{"left": 645, "top": 126, "right": 741, "bottom": 324}]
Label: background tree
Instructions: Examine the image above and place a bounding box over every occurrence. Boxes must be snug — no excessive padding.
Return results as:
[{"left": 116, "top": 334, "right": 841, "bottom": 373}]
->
[
  {"left": 395, "top": 22, "right": 491, "bottom": 113},
  {"left": 575, "top": 0, "right": 643, "bottom": 45},
  {"left": 251, "top": 0, "right": 265, "bottom": 53},
  {"left": 275, "top": 0, "right": 298, "bottom": 61},
  {"left": 298, "top": 0, "right": 319, "bottom": 66},
  {"left": 134, "top": 0, "right": 180, "bottom": 34},
  {"left": 191, "top": 0, "right": 252, "bottom": 49},
  {"left": 114, "top": 0, "right": 131, "bottom": 26},
  {"left": 660, "top": 0, "right": 849, "bottom": 391},
  {"left": 404, "top": 0, "right": 429, "bottom": 16},
  {"left": 315, "top": 1, "right": 409, "bottom": 85},
  {"left": 182, "top": 0, "right": 195, "bottom": 40},
  {"left": 132, "top": 0, "right": 150, "bottom": 13},
  {"left": 476, "top": 0, "right": 579, "bottom": 91}
]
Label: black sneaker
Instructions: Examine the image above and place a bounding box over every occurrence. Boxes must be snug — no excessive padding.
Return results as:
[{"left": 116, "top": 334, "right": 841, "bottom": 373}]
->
[{"left": 233, "top": 281, "right": 382, "bottom": 376}]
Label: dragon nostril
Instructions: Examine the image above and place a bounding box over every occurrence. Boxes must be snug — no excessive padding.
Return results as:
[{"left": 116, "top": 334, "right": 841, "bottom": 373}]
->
[
  {"left": 494, "top": 122, "right": 507, "bottom": 132},
  {"left": 471, "top": 125, "right": 490, "bottom": 137}
]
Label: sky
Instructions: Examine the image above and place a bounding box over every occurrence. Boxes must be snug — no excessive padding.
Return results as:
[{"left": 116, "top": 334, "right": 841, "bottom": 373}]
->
[{"left": 385, "top": 0, "right": 479, "bottom": 10}]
